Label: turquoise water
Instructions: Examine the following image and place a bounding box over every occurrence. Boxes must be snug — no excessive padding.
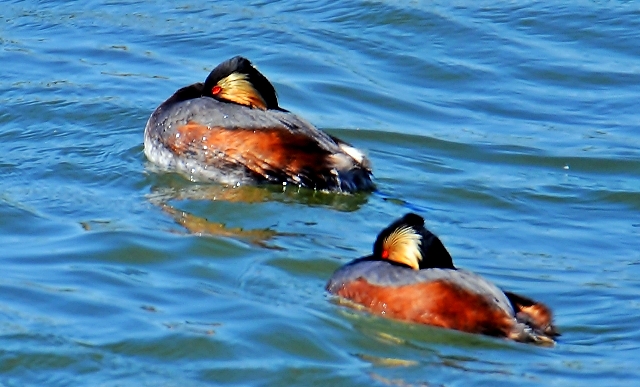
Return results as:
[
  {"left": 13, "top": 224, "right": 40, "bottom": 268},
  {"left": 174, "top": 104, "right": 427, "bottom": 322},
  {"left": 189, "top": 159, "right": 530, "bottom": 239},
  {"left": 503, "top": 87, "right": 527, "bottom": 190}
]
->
[{"left": 2, "top": 1, "right": 640, "bottom": 385}]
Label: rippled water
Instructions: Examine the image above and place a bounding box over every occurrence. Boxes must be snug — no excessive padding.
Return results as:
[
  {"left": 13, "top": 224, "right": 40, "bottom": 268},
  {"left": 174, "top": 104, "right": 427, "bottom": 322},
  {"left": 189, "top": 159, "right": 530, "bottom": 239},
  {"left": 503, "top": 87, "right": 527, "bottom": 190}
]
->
[{"left": 2, "top": 1, "right": 639, "bottom": 386}]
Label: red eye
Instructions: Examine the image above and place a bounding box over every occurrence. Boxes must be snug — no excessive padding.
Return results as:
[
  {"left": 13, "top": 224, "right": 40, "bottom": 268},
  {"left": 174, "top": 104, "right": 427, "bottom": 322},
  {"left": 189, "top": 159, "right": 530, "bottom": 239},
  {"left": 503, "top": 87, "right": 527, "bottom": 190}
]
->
[
  {"left": 212, "top": 85, "right": 222, "bottom": 95},
  {"left": 381, "top": 250, "right": 389, "bottom": 259}
]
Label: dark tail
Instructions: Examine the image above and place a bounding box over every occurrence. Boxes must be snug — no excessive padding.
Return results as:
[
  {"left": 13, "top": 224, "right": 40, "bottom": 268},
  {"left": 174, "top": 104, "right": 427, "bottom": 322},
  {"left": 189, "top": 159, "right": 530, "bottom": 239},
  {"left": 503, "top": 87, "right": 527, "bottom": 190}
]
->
[{"left": 505, "top": 291, "right": 560, "bottom": 338}]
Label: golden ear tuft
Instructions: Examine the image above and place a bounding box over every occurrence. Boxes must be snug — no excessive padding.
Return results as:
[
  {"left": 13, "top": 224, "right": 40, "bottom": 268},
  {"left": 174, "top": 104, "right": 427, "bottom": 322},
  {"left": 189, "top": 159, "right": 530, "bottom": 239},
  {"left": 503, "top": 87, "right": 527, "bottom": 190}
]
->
[
  {"left": 382, "top": 225, "right": 422, "bottom": 270},
  {"left": 216, "top": 72, "right": 267, "bottom": 110}
]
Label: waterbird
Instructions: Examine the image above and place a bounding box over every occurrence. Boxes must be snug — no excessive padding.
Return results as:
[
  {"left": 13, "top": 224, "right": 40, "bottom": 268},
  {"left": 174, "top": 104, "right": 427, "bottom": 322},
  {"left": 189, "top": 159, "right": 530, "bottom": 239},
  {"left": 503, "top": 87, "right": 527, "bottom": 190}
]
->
[
  {"left": 326, "top": 213, "right": 559, "bottom": 344},
  {"left": 144, "top": 56, "right": 374, "bottom": 193}
]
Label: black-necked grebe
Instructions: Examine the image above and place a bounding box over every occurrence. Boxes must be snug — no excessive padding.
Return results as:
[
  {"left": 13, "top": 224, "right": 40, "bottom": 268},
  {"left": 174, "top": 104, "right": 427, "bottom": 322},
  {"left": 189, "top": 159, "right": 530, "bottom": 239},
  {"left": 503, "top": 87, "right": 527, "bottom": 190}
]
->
[
  {"left": 326, "top": 213, "right": 559, "bottom": 344},
  {"left": 144, "top": 56, "right": 374, "bottom": 193}
]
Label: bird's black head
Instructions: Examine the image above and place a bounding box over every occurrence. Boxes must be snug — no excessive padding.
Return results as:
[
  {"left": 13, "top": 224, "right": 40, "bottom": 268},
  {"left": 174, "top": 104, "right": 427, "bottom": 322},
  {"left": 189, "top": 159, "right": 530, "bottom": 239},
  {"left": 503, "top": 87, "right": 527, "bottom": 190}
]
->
[
  {"left": 372, "top": 213, "right": 455, "bottom": 270},
  {"left": 202, "top": 56, "right": 280, "bottom": 110}
]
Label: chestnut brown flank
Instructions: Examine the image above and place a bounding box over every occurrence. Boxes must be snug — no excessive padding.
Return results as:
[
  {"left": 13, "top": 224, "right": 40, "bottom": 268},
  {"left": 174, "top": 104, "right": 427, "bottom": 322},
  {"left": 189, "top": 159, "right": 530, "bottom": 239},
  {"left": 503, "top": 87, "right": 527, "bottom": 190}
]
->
[
  {"left": 336, "top": 279, "right": 515, "bottom": 337},
  {"left": 168, "top": 122, "right": 332, "bottom": 183}
]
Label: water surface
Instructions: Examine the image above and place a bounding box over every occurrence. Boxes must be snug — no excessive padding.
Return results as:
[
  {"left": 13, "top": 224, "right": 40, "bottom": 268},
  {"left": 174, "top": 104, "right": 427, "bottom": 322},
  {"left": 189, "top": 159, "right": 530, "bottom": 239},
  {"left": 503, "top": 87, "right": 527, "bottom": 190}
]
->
[{"left": 1, "top": 1, "right": 639, "bottom": 386}]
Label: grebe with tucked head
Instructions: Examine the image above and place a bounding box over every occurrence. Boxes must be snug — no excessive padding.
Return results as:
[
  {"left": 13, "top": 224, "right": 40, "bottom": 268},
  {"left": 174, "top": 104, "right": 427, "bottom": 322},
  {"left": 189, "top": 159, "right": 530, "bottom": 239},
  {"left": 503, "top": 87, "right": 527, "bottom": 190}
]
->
[
  {"left": 144, "top": 56, "right": 374, "bottom": 193},
  {"left": 326, "top": 213, "right": 559, "bottom": 344}
]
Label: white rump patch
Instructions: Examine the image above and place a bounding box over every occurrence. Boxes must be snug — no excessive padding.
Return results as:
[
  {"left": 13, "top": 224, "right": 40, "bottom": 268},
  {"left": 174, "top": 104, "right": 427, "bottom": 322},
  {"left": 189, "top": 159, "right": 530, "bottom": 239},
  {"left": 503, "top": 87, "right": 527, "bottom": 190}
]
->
[{"left": 338, "top": 143, "right": 366, "bottom": 165}]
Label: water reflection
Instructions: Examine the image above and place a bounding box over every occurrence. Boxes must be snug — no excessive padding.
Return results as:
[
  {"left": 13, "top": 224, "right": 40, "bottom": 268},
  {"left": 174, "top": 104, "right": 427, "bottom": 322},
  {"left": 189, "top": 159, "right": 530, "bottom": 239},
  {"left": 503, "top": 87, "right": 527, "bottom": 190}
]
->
[
  {"left": 146, "top": 180, "right": 370, "bottom": 246},
  {"left": 148, "top": 180, "right": 370, "bottom": 210},
  {"left": 159, "top": 202, "right": 281, "bottom": 248}
]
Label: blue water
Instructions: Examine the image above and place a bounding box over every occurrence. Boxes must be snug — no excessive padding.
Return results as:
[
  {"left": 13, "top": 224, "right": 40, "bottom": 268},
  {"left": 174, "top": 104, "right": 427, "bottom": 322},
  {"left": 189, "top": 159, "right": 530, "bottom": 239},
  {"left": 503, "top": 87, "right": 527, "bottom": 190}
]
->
[{"left": 2, "top": 1, "right": 639, "bottom": 386}]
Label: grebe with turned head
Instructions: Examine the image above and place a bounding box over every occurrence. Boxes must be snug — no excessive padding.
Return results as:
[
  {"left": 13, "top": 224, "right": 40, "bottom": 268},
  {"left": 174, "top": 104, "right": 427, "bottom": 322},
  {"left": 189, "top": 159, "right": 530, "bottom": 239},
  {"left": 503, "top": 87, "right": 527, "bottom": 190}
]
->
[
  {"left": 327, "top": 213, "right": 559, "bottom": 344},
  {"left": 144, "top": 56, "right": 374, "bottom": 193}
]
